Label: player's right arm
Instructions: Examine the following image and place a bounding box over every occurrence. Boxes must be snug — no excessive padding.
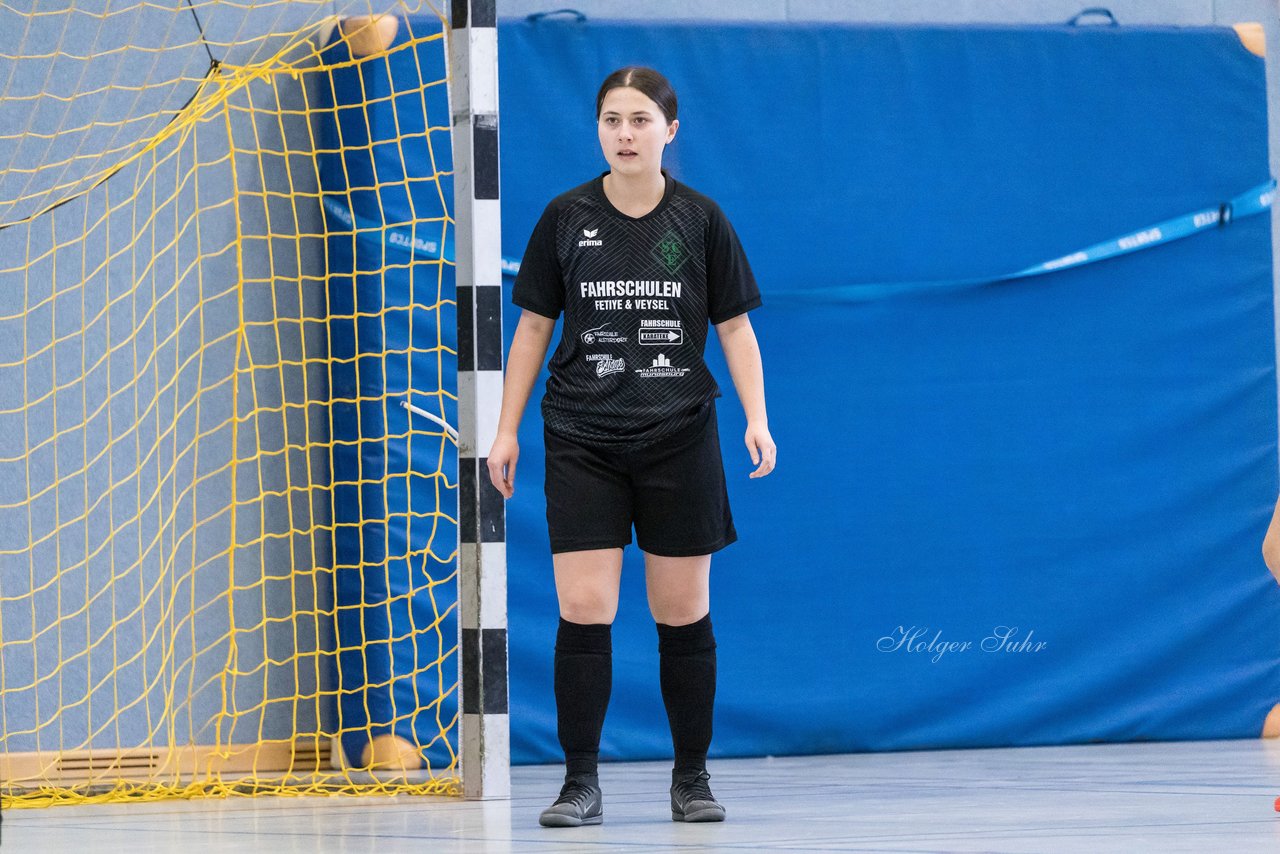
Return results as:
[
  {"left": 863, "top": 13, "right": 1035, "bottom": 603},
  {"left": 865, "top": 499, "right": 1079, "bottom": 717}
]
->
[{"left": 487, "top": 309, "right": 556, "bottom": 499}]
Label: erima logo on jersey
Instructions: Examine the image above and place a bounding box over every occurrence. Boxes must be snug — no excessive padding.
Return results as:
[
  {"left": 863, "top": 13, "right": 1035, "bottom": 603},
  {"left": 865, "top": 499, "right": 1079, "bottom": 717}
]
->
[
  {"left": 581, "top": 324, "right": 627, "bottom": 345},
  {"left": 634, "top": 353, "right": 689, "bottom": 378},
  {"left": 579, "top": 227, "right": 603, "bottom": 248},
  {"left": 585, "top": 353, "right": 625, "bottom": 377}
]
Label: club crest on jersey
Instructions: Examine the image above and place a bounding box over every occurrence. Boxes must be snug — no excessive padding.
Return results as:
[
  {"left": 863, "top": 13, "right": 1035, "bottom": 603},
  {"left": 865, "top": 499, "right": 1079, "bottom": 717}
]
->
[
  {"left": 634, "top": 352, "right": 689, "bottom": 378},
  {"left": 585, "top": 353, "right": 625, "bottom": 377},
  {"left": 581, "top": 324, "right": 627, "bottom": 345},
  {"left": 653, "top": 230, "right": 689, "bottom": 274},
  {"left": 579, "top": 227, "right": 603, "bottom": 248}
]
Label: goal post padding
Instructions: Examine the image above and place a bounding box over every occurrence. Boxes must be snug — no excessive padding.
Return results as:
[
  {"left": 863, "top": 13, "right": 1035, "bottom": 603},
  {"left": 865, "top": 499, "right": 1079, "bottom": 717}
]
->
[{"left": 317, "top": 18, "right": 459, "bottom": 774}]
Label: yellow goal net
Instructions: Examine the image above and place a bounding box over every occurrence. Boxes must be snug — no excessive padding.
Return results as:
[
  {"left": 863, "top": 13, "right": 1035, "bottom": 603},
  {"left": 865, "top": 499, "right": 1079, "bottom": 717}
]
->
[{"left": 0, "top": 0, "right": 463, "bottom": 806}]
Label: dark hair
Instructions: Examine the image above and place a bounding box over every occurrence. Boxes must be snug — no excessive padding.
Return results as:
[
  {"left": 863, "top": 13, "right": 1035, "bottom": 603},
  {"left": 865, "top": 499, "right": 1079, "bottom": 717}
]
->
[{"left": 595, "top": 66, "right": 678, "bottom": 124}]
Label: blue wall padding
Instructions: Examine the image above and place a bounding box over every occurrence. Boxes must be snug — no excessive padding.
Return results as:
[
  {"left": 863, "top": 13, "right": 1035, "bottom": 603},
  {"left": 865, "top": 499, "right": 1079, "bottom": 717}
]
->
[
  {"left": 494, "top": 19, "right": 1279, "bottom": 762},
  {"left": 318, "top": 21, "right": 458, "bottom": 769}
]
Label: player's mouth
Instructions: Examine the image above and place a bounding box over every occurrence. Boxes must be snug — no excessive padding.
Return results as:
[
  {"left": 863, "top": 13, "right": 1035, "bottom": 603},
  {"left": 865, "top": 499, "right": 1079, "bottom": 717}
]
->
[{"left": 617, "top": 149, "right": 638, "bottom": 159}]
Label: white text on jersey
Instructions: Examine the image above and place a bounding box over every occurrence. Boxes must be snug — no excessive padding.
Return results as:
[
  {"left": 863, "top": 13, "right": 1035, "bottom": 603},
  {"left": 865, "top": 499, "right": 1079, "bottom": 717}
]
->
[{"left": 580, "top": 280, "right": 683, "bottom": 299}]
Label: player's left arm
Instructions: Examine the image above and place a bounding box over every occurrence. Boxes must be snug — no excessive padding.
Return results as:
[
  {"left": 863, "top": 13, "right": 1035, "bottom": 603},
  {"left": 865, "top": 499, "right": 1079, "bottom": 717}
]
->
[{"left": 715, "top": 313, "right": 776, "bottom": 478}]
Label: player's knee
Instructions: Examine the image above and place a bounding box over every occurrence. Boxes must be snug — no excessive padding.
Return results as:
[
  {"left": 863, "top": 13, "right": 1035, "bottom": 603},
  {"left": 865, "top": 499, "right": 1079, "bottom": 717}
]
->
[
  {"left": 648, "top": 599, "right": 709, "bottom": 627},
  {"left": 559, "top": 594, "right": 617, "bottom": 625}
]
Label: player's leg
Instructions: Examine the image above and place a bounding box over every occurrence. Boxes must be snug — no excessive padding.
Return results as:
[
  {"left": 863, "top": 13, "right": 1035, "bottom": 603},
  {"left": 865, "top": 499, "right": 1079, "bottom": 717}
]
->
[
  {"left": 554, "top": 547, "right": 625, "bottom": 624},
  {"left": 632, "top": 407, "right": 734, "bottom": 822},
  {"left": 540, "top": 427, "right": 632, "bottom": 827},
  {"left": 645, "top": 551, "right": 717, "bottom": 785},
  {"left": 552, "top": 547, "right": 624, "bottom": 778},
  {"left": 644, "top": 552, "right": 711, "bottom": 626},
  {"left": 644, "top": 552, "right": 725, "bottom": 822},
  {"left": 539, "top": 551, "right": 624, "bottom": 829}
]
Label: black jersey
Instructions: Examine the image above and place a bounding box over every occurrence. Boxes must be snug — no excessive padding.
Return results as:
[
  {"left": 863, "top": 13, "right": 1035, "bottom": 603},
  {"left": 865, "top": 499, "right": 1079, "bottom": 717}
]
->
[{"left": 513, "top": 171, "right": 761, "bottom": 449}]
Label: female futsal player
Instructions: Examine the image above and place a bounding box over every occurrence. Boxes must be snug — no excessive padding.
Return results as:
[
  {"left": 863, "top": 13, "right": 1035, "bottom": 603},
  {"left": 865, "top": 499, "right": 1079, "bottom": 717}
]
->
[{"left": 486, "top": 66, "right": 775, "bottom": 827}]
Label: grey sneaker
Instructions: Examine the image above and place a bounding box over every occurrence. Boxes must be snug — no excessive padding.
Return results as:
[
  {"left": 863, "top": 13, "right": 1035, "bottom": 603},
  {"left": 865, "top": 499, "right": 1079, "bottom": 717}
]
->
[
  {"left": 670, "top": 768, "right": 726, "bottom": 822},
  {"left": 539, "top": 775, "right": 603, "bottom": 827}
]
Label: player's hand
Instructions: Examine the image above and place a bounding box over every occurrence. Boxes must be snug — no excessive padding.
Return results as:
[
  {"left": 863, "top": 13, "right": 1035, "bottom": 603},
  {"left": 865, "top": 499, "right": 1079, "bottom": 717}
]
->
[
  {"left": 487, "top": 433, "right": 519, "bottom": 499},
  {"left": 745, "top": 421, "right": 776, "bottom": 479}
]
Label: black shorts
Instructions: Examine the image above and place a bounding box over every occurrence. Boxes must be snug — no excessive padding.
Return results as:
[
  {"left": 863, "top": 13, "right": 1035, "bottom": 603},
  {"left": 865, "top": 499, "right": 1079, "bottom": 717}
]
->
[{"left": 543, "top": 405, "right": 737, "bottom": 557}]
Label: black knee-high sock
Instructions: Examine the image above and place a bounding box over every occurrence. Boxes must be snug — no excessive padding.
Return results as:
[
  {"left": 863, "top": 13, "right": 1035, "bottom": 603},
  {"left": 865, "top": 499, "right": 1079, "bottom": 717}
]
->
[
  {"left": 657, "top": 613, "right": 716, "bottom": 774},
  {"left": 554, "top": 618, "right": 612, "bottom": 779}
]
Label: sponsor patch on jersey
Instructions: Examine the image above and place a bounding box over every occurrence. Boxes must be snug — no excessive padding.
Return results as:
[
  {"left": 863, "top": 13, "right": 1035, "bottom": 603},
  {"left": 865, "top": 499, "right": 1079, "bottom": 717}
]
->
[
  {"left": 638, "top": 318, "right": 683, "bottom": 346},
  {"left": 581, "top": 324, "right": 627, "bottom": 345},
  {"left": 634, "top": 352, "right": 688, "bottom": 378},
  {"left": 585, "top": 353, "right": 625, "bottom": 377}
]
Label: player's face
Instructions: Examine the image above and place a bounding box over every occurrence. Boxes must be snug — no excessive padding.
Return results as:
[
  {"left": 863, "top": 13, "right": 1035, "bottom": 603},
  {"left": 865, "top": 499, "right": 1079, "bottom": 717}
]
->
[{"left": 597, "top": 86, "right": 678, "bottom": 178}]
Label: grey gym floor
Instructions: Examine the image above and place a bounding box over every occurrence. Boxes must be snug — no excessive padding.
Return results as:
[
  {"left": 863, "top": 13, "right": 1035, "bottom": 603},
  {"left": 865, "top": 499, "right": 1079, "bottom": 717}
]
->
[{"left": 7, "top": 739, "right": 1280, "bottom": 853}]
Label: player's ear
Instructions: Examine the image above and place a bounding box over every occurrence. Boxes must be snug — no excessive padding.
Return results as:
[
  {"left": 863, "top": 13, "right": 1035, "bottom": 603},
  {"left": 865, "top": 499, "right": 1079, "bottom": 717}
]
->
[{"left": 666, "top": 118, "right": 679, "bottom": 144}]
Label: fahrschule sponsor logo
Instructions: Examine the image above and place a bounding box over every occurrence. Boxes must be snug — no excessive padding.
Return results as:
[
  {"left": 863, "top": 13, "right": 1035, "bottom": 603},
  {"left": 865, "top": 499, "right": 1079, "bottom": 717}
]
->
[
  {"left": 634, "top": 352, "right": 688, "bottom": 378},
  {"left": 585, "top": 353, "right": 625, "bottom": 377},
  {"left": 638, "top": 318, "right": 683, "bottom": 346},
  {"left": 581, "top": 324, "right": 627, "bottom": 345},
  {"left": 579, "top": 227, "right": 603, "bottom": 248}
]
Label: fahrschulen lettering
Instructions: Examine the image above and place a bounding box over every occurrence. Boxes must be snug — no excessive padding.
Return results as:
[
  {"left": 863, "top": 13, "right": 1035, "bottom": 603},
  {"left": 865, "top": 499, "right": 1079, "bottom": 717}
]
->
[{"left": 580, "top": 280, "right": 683, "bottom": 299}]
